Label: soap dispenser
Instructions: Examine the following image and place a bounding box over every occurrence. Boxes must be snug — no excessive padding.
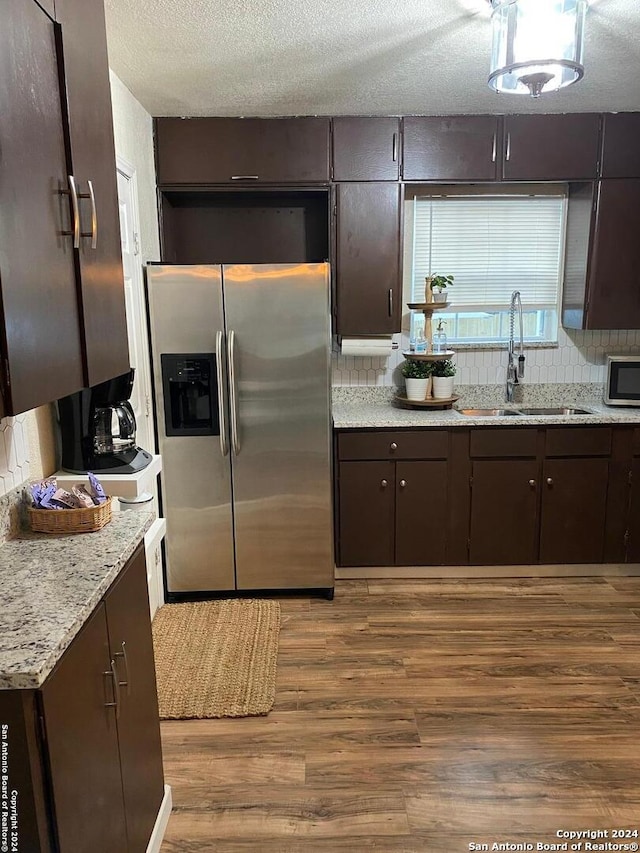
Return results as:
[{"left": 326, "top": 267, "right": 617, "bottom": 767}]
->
[{"left": 432, "top": 320, "right": 448, "bottom": 355}]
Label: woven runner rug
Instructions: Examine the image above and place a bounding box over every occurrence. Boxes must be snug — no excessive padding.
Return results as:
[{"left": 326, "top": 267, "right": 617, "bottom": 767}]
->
[{"left": 152, "top": 599, "right": 281, "bottom": 719}]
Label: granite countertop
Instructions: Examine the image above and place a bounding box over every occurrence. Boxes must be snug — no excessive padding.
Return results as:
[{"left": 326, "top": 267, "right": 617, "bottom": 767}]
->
[
  {"left": 0, "top": 509, "right": 153, "bottom": 690},
  {"left": 332, "top": 384, "right": 640, "bottom": 430}
]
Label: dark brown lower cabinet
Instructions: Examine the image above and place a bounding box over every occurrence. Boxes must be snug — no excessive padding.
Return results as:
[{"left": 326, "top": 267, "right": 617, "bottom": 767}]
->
[
  {"left": 0, "top": 545, "right": 163, "bottom": 853},
  {"left": 395, "top": 461, "right": 447, "bottom": 565},
  {"left": 338, "top": 461, "right": 394, "bottom": 566},
  {"left": 627, "top": 458, "right": 640, "bottom": 562},
  {"left": 539, "top": 458, "right": 610, "bottom": 564},
  {"left": 469, "top": 460, "right": 539, "bottom": 565}
]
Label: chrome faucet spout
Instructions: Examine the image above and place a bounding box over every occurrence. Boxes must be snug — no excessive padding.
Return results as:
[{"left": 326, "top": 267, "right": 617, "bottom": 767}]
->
[{"left": 506, "top": 290, "right": 525, "bottom": 402}]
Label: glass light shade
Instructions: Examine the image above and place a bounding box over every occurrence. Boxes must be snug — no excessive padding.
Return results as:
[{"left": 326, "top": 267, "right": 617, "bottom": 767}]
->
[{"left": 488, "top": 0, "right": 588, "bottom": 97}]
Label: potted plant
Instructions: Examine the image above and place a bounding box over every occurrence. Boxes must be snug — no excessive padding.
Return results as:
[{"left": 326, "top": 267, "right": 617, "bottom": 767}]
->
[
  {"left": 428, "top": 274, "right": 454, "bottom": 303},
  {"left": 431, "top": 358, "right": 456, "bottom": 399},
  {"left": 401, "top": 359, "right": 433, "bottom": 401}
]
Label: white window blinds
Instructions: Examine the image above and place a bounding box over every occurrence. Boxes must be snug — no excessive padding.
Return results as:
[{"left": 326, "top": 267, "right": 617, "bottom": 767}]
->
[{"left": 412, "top": 194, "right": 566, "bottom": 312}]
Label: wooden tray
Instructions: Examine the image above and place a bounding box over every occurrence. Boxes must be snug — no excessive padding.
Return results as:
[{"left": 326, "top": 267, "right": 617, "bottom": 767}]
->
[
  {"left": 402, "top": 350, "right": 456, "bottom": 361},
  {"left": 394, "top": 394, "right": 459, "bottom": 409},
  {"left": 407, "top": 302, "right": 451, "bottom": 311}
]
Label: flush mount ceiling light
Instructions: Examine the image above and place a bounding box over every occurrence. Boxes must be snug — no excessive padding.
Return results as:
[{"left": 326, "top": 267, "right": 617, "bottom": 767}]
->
[{"left": 488, "top": 0, "right": 588, "bottom": 98}]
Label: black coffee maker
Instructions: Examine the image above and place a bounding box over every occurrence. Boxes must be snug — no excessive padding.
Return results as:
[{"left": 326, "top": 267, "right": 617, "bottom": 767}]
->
[{"left": 58, "top": 369, "right": 153, "bottom": 474}]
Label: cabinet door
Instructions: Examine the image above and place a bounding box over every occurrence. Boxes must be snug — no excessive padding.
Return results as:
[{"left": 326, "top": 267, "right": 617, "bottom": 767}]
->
[
  {"left": 395, "top": 461, "right": 447, "bottom": 565},
  {"left": 336, "top": 182, "right": 402, "bottom": 335},
  {"left": 585, "top": 180, "right": 640, "bottom": 330},
  {"left": 469, "top": 460, "right": 539, "bottom": 565},
  {"left": 0, "top": 0, "right": 84, "bottom": 416},
  {"left": 55, "top": 0, "right": 130, "bottom": 386},
  {"left": 155, "top": 117, "right": 331, "bottom": 184},
  {"left": 41, "top": 604, "right": 128, "bottom": 853},
  {"left": 601, "top": 113, "right": 640, "bottom": 179},
  {"left": 503, "top": 114, "right": 601, "bottom": 181},
  {"left": 403, "top": 116, "right": 500, "bottom": 181},
  {"left": 338, "top": 461, "right": 394, "bottom": 566},
  {"left": 626, "top": 458, "right": 640, "bottom": 562},
  {"left": 539, "top": 458, "right": 609, "bottom": 564},
  {"left": 105, "top": 545, "right": 164, "bottom": 853},
  {"left": 332, "top": 117, "right": 400, "bottom": 181}
]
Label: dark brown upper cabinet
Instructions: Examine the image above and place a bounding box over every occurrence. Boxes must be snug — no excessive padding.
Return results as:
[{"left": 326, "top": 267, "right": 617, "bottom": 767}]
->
[
  {"left": 332, "top": 117, "right": 400, "bottom": 181},
  {"left": 563, "top": 180, "right": 640, "bottom": 330},
  {"left": 601, "top": 113, "right": 640, "bottom": 178},
  {"left": 55, "top": 0, "right": 130, "bottom": 387},
  {"left": 0, "top": 0, "right": 85, "bottom": 417},
  {"left": 402, "top": 115, "right": 501, "bottom": 182},
  {"left": 502, "top": 113, "right": 601, "bottom": 181},
  {"left": 335, "top": 182, "right": 402, "bottom": 336},
  {"left": 155, "top": 117, "right": 331, "bottom": 185}
]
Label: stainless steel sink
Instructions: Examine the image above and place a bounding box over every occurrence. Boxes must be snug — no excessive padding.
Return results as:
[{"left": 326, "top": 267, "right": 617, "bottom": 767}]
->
[
  {"left": 458, "top": 408, "right": 522, "bottom": 417},
  {"left": 517, "top": 407, "right": 592, "bottom": 416}
]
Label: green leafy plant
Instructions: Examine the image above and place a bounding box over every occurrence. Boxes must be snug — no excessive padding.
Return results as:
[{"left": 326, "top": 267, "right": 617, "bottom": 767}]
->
[
  {"left": 431, "top": 358, "right": 456, "bottom": 378},
  {"left": 428, "top": 274, "right": 455, "bottom": 293},
  {"left": 401, "top": 359, "right": 433, "bottom": 379}
]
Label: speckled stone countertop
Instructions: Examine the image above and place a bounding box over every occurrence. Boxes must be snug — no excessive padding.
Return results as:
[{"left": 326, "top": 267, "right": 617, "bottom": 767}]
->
[
  {"left": 0, "top": 509, "right": 153, "bottom": 690},
  {"left": 333, "top": 384, "right": 640, "bottom": 429}
]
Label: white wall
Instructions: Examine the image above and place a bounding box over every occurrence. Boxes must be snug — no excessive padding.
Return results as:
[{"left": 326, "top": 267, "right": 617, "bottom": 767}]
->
[{"left": 109, "top": 70, "right": 160, "bottom": 263}]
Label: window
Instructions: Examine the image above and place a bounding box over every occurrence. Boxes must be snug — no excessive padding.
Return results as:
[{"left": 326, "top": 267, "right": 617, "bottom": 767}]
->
[{"left": 410, "top": 190, "right": 567, "bottom": 345}]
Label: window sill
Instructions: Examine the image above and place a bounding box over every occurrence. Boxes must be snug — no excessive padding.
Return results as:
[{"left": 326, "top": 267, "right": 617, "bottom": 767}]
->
[{"left": 451, "top": 341, "right": 559, "bottom": 351}]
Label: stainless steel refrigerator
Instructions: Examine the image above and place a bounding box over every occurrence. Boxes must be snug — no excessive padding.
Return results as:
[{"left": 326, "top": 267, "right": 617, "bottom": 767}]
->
[{"left": 147, "top": 263, "right": 334, "bottom": 598}]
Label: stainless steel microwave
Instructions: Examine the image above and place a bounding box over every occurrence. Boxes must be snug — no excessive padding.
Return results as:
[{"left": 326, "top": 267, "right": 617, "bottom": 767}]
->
[{"left": 605, "top": 355, "right": 640, "bottom": 406}]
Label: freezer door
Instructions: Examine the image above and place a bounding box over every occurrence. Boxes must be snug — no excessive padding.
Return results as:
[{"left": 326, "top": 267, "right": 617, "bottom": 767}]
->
[
  {"left": 147, "top": 265, "right": 235, "bottom": 593},
  {"left": 223, "top": 263, "right": 334, "bottom": 590}
]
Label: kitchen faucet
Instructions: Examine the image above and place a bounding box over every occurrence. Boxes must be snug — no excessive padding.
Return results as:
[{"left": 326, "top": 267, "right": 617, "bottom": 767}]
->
[{"left": 506, "top": 290, "right": 525, "bottom": 402}]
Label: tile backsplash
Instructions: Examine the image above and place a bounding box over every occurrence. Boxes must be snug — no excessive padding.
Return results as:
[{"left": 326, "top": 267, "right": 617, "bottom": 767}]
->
[
  {"left": 332, "top": 327, "right": 640, "bottom": 387},
  {"left": 0, "top": 415, "right": 31, "bottom": 497}
]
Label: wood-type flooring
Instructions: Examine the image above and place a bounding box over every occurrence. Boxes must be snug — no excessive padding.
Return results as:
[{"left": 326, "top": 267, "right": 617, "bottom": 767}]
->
[{"left": 160, "top": 577, "right": 640, "bottom": 852}]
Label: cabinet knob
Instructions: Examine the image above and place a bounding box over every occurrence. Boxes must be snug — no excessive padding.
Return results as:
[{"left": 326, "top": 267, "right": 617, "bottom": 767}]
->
[
  {"left": 389, "top": 442, "right": 398, "bottom": 452},
  {"left": 528, "top": 479, "right": 536, "bottom": 488},
  {"left": 399, "top": 479, "right": 407, "bottom": 489},
  {"left": 546, "top": 478, "right": 554, "bottom": 486},
  {"left": 381, "top": 479, "right": 388, "bottom": 488}
]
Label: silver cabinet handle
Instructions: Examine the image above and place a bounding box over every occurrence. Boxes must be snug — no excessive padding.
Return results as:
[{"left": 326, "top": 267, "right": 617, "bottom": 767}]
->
[
  {"left": 528, "top": 479, "right": 536, "bottom": 488},
  {"left": 381, "top": 479, "right": 388, "bottom": 488},
  {"left": 546, "top": 478, "right": 554, "bottom": 486},
  {"left": 392, "top": 132, "right": 398, "bottom": 163},
  {"left": 506, "top": 132, "right": 512, "bottom": 162},
  {"left": 231, "top": 175, "right": 259, "bottom": 181},
  {"left": 86, "top": 180, "right": 98, "bottom": 249},
  {"left": 215, "top": 331, "right": 229, "bottom": 457},
  {"left": 390, "top": 442, "right": 398, "bottom": 452},
  {"left": 388, "top": 288, "right": 394, "bottom": 318},
  {"left": 113, "top": 640, "right": 130, "bottom": 696},
  {"left": 399, "top": 479, "right": 407, "bottom": 489},
  {"left": 103, "top": 659, "right": 120, "bottom": 719},
  {"left": 491, "top": 133, "right": 497, "bottom": 163},
  {"left": 227, "top": 329, "right": 241, "bottom": 455},
  {"left": 61, "top": 175, "right": 81, "bottom": 248}
]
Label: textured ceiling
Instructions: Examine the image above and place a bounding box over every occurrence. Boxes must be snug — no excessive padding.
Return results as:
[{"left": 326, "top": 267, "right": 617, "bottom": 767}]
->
[{"left": 104, "top": 0, "right": 640, "bottom": 117}]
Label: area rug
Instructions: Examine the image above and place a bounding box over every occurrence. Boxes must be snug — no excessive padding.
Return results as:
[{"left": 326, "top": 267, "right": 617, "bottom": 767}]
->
[{"left": 152, "top": 599, "right": 281, "bottom": 719}]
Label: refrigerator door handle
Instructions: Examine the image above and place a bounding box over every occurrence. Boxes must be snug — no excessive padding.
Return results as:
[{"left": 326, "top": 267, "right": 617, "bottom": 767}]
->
[
  {"left": 215, "top": 331, "right": 229, "bottom": 457},
  {"left": 227, "top": 329, "right": 241, "bottom": 455}
]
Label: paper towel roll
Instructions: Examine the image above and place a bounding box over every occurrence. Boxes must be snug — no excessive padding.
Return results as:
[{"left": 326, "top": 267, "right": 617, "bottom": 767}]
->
[{"left": 340, "top": 337, "right": 393, "bottom": 358}]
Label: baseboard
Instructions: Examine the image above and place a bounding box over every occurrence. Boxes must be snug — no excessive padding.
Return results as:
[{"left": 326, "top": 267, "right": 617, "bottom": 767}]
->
[
  {"left": 335, "top": 563, "right": 640, "bottom": 579},
  {"left": 146, "top": 785, "right": 172, "bottom": 853}
]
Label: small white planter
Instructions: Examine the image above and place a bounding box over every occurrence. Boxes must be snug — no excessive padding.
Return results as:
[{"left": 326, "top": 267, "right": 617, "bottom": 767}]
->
[
  {"left": 432, "top": 292, "right": 448, "bottom": 303},
  {"left": 405, "top": 378, "right": 430, "bottom": 401},
  {"left": 432, "top": 376, "right": 454, "bottom": 399}
]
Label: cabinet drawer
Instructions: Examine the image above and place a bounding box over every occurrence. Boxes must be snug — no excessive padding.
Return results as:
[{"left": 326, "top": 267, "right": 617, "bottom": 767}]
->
[
  {"left": 470, "top": 429, "right": 538, "bottom": 458},
  {"left": 338, "top": 430, "right": 449, "bottom": 460},
  {"left": 545, "top": 427, "right": 612, "bottom": 457},
  {"left": 633, "top": 428, "right": 640, "bottom": 456}
]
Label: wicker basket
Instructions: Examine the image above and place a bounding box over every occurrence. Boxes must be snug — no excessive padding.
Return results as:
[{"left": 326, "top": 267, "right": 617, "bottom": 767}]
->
[{"left": 28, "top": 498, "right": 112, "bottom": 534}]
